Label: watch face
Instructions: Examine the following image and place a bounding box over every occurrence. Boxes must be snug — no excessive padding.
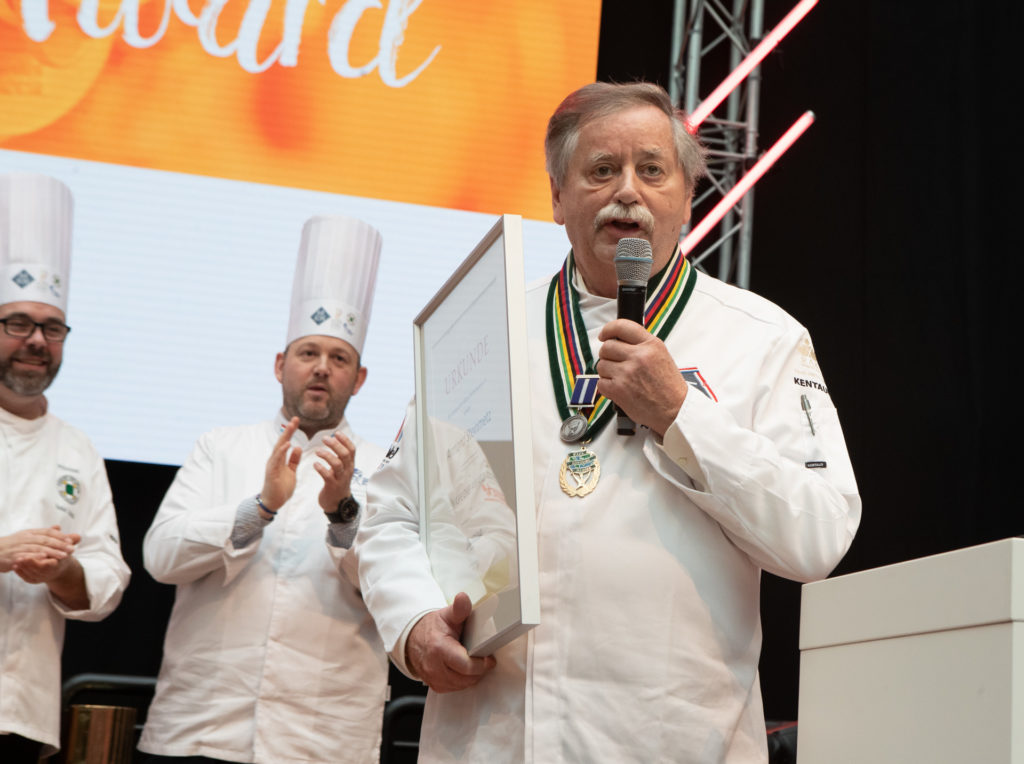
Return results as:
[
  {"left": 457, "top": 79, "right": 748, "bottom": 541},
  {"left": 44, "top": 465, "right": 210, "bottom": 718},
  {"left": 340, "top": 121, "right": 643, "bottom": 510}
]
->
[{"left": 335, "top": 496, "right": 359, "bottom": 523}]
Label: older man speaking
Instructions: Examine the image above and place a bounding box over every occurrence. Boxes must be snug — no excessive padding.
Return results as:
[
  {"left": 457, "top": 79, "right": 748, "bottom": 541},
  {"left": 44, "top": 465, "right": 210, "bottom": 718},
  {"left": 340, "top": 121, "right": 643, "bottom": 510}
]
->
[{"left": 357, "top": 82, "right": 861, "bottom": 763}]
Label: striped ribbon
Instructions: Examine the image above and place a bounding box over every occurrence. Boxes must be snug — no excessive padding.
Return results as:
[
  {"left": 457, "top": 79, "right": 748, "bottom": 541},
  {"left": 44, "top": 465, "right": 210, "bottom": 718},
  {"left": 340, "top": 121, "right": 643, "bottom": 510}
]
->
[{"left": 545, "top": 245, "right": 696, "bottom": 440}]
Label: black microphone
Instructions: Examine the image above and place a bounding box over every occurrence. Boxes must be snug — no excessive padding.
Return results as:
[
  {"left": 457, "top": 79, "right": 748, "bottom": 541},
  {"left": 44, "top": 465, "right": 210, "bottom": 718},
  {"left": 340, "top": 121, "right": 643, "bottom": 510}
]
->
[{"left": 613, "top": 238, "right": 653, "bottom": 436}]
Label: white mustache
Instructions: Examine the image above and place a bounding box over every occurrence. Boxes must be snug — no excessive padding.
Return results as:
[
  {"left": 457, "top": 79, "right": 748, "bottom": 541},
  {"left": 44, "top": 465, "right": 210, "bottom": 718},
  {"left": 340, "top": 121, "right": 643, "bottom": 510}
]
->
[{"left": 593, "top": 202, "right": 654, "bottom": 233}]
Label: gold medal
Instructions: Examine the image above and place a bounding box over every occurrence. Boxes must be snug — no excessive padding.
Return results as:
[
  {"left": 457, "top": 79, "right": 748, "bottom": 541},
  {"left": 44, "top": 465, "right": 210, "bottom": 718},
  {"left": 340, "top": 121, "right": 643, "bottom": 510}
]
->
[{"left": 559, "top": 441, "right": 600, "bottom": 497}]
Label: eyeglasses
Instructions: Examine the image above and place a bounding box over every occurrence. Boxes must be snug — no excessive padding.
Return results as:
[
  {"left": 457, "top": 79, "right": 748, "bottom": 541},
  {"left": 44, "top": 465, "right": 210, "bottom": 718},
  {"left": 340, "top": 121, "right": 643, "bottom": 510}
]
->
[{"left": 0, "top": 314, "right": 72, "bottom": 342}]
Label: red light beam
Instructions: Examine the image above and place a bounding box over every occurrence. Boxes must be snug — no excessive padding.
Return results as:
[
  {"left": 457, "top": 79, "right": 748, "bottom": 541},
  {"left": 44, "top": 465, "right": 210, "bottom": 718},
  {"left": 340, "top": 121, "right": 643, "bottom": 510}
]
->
[
  {"left": 681, "top": 110, "right": 815, "bottom": 256},
  {"left": 687, "top": 0, "right": 818, "bottom": 132}
]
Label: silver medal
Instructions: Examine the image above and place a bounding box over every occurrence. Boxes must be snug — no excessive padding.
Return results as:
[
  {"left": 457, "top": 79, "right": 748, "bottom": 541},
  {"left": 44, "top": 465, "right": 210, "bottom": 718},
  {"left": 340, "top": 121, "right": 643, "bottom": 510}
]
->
[{"left": 559, "top": 413, "right": 589, "bottom": 443}]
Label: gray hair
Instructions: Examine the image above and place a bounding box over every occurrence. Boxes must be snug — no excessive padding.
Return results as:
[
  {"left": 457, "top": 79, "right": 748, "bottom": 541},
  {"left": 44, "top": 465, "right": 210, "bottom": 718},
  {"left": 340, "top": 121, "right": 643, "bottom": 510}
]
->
[{"left": 545, "top": 82, "right": 707, "bottom": 194}]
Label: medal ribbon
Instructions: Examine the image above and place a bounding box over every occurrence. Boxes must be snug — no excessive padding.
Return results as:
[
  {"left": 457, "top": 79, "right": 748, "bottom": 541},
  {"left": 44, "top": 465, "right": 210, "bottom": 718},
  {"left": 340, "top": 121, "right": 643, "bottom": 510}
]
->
[{"left": 545, "top": 244, "right": 696, "bottom": 439}]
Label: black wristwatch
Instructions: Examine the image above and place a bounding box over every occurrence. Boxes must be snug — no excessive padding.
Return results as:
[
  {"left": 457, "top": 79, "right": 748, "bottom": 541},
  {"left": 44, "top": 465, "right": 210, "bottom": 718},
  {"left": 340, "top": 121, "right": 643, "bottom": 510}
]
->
[{"left": 326, "top": 495, "right": 360, "bottom": 524}]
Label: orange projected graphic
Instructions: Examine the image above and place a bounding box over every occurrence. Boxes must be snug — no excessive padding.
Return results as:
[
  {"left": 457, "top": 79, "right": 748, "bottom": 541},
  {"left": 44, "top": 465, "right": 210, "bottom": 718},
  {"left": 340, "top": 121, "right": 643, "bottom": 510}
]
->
[{"left": 0, "top": 0, "right": 601, "bottom": 220}]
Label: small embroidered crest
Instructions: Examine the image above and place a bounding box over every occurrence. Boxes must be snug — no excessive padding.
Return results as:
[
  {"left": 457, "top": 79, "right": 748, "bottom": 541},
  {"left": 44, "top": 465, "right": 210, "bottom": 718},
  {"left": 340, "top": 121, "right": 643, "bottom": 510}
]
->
[
  {"left": 57, "top": 475, "right": 81, "bottom": 504},
  {"left": 12, "top": 269, "right": 34, "bottom": 289},
  {"left": 797, "top": 337, "right": 822, "bottom": 375}
]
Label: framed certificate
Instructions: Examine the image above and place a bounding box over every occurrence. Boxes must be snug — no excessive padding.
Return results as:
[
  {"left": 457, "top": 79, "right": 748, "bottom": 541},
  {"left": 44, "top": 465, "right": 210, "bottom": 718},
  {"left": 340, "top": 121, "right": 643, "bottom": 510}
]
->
[{"left": 413, "top": 214, "right": 540, "bottom": 656}]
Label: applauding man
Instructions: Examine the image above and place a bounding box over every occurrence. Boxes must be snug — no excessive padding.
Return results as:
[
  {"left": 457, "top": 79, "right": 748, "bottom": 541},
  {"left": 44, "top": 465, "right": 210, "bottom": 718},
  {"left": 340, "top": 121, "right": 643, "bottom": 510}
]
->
[{"left": 139, "top": 216, "right": 388, "bottom": 764}]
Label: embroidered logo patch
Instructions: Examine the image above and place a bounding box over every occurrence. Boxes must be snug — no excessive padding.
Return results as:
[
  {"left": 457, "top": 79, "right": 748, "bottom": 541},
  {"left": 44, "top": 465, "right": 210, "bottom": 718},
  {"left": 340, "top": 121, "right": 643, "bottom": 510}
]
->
[
  {"left": 57, "top": 475, "right": 81, "bottom": 504},
  {"left": 680, "top": 367, "right": 718, "bottom": 401},
  {"left": 12, "top": 269, "right": 34, "bottom": 289},
  {"left": 310, "top": 306, "right": 330, "bottom": 325},
  {"left": 797, "top": 337, "right": 823, "bottom": 376}
]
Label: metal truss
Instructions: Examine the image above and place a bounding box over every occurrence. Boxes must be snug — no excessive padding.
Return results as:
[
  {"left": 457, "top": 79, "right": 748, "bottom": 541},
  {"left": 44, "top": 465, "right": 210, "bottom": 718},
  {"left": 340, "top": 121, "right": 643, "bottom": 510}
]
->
[{"left": 670, "top": 0, "right": 766, "bottom": 289}]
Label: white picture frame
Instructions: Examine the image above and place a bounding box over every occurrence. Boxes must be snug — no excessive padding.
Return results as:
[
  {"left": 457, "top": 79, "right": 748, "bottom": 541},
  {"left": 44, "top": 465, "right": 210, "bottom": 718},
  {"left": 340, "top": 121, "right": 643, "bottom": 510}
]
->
[{"left": 412, "top": 214, "right": 540, "bottom": 656}]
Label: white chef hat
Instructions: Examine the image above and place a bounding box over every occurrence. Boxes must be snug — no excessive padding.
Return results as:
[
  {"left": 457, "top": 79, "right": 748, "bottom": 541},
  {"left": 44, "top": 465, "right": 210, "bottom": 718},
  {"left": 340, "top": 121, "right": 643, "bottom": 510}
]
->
[
  {"left": 0, "top": 173, "right": 74, "bottom": 314},
  {"left": 286, "top": 215, "right": 382, "bottom": 354}
]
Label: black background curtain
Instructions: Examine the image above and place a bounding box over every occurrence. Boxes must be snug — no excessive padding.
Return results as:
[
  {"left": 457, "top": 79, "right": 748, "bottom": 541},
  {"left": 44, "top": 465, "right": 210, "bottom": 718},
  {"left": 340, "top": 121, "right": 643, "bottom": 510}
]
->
[{"left": 596, "top": 0, "right": 1022, "bottom": 716}]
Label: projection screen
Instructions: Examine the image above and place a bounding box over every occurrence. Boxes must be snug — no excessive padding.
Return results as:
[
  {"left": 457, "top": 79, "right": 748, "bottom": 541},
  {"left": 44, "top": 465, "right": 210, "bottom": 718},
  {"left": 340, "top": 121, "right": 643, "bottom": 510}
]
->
[{"left": 0, "top": 0, "right": 601, "bottom": 464}]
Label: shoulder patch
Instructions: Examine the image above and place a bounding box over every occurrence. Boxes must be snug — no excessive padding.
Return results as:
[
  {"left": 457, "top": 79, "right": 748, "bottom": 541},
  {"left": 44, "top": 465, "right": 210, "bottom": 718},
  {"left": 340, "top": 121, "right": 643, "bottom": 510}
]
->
[{"left": 797, "top": 337, "right": 823, "bottom": 376}]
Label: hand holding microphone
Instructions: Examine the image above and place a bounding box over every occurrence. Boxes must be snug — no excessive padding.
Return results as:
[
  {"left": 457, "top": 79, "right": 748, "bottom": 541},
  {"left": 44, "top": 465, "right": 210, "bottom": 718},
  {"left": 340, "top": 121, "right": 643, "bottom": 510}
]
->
[
  {"left": 612, "top": 238, "right": 653, "bottom": 435},
  {"left": 598, "top": 237, "right": 689, "bottom": 438}
]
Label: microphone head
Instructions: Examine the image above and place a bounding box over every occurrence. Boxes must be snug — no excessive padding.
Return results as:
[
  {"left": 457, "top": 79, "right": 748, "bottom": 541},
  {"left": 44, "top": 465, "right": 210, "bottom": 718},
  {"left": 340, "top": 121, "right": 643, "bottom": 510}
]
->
[{"left": 614, "top": 238, "right": 654, "bottom": 285}]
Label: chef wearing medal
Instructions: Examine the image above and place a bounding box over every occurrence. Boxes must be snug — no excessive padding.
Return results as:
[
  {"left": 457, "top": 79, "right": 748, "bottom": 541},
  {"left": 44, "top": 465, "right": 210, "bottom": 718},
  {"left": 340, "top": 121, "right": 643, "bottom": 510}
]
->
[{"left": 356, "top": 81, "right": 861, "bottom": 763}]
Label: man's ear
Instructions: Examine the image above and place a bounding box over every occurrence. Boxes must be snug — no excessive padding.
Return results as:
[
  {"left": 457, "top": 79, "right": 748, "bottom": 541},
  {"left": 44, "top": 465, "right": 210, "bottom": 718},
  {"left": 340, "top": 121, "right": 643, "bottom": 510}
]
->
[
  {"left": 352, "top": 366, "right": 368, "bottom": 396},
  {"left": 550, "top": 176, "right": 565, "bottom": 225},
  {"left": 274, "top": 351, "right": 285, "bottom": 383},
  {"left": 681, "top": 188, "right": 693, "bottom": 227}
]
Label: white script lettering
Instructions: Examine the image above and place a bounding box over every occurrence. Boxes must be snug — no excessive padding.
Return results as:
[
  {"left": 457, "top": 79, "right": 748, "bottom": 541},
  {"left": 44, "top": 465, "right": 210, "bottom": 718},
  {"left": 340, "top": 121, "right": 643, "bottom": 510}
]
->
[{"left": 22, "top": 0, "right": 439, "bottom": 83}]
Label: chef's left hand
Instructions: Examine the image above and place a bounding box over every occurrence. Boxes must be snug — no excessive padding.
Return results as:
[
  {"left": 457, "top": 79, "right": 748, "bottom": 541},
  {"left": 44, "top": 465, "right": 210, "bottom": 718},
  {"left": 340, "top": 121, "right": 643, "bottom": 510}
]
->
[
  {"left": 316, "top": 432, "right": 357, "bottom": 512},
  {"left": 597, "top": 319, "right": 687, "bottom": 438},
  {"left": 12, "top": 537, "right": 90, "bottom": 610}
]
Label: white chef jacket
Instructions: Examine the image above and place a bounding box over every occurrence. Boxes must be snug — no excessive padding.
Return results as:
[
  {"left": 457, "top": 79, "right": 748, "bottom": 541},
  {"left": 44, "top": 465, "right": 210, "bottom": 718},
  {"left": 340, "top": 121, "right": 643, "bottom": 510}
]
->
[
  {"left": 138, "top": 412, "right": 388, "bottom": 764},
  {"left": 356, "top": 267, "right": 861, "bottom": 763},
  {"left": 0, "top": 406, "right": 130, "bottom": 755}
]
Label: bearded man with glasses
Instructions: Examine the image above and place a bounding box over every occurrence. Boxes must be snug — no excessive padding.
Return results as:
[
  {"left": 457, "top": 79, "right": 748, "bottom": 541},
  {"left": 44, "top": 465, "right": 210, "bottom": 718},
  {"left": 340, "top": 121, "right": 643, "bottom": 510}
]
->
[
  {"left": 0, "top": 174, "right": 130, "bottom": 763},
  {"left": 0, "top": 312, "right": 71, "bottom": 399}
]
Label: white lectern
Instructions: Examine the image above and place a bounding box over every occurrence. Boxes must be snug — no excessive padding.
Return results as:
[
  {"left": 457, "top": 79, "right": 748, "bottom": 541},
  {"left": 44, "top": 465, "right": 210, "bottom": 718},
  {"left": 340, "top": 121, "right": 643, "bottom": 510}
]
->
[{"left": 797, "top": 537, "right": 1023, "bottom": 764}]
